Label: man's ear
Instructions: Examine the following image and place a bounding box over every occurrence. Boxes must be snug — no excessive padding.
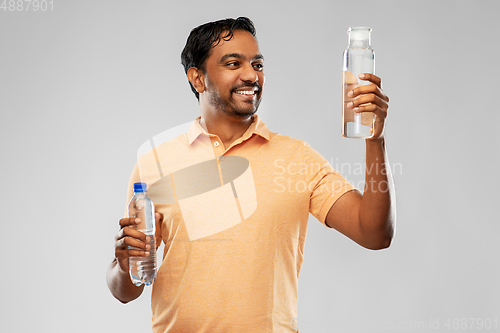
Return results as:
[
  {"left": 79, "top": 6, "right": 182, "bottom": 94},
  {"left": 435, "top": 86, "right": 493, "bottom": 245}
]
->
[{"left": 187, "top": 67, "right": 205, "bottom": 94}]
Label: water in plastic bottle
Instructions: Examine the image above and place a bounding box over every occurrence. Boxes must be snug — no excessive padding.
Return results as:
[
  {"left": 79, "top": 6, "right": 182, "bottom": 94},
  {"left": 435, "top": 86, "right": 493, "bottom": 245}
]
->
[{"left": 128, "top": 182, "right": 157, "bottom": 286}]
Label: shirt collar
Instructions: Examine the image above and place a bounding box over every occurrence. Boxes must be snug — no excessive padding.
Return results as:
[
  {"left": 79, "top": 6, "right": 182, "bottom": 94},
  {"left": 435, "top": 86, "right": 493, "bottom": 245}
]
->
[{"left": 186, "top": 114, "right": 271, "bottom": 145}]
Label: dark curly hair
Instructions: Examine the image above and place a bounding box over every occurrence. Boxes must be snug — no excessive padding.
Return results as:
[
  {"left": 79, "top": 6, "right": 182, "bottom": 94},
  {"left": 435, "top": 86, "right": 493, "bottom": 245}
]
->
[{"left": 181, "top": 17, "right": 257, "bottom": 100}]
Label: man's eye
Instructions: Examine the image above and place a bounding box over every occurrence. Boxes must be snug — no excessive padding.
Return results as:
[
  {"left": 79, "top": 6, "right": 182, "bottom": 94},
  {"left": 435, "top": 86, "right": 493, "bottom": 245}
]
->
[
  {"left": 227, "top": 62, "right": 239, "bottom": 67},
  {"left": 253, "top": 63, "right": 264, "bottom": 70}
]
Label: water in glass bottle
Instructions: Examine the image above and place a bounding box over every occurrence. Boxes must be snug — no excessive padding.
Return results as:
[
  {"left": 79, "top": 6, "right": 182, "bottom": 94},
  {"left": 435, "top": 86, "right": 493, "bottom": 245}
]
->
[{"left": 342, "top": 26, "right": 375, "bottom": 138}]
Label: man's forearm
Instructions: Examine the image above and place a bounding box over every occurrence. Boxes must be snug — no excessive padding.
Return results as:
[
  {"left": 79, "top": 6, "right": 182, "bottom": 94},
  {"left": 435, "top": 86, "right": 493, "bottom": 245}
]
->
[
  {"left": 107, "top": 259, "right": 144, "bottom": 303},
  {"left": 358, "top": 137, "right": 396, "bottom": 249}
]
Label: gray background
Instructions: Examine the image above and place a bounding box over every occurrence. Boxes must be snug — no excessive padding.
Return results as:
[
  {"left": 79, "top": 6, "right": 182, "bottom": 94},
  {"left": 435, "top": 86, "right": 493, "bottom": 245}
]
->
[{"left": 1, "top": 0, "right": 499, "bottom": 332}]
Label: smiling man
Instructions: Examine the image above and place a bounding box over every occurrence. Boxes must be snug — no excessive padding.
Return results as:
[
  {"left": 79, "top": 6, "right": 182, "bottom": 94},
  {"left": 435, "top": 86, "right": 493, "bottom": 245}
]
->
[
  {"left": 107, "top": 17, "right": 395, "bottom": 333},
  {"left": 185, "top": 23, "right": 265, "bottom": 147}
]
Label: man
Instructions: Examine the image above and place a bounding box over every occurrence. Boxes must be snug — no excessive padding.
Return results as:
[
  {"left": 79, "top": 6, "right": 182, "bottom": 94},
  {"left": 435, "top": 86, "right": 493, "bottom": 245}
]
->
[{"left": 107, "top": 17, "right": 395, "bottom": 332}]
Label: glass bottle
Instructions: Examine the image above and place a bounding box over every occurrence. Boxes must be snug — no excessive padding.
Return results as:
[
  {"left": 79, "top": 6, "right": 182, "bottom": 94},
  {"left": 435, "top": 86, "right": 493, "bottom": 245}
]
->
[{"left": 342, "top": 27, "right": 375, "bottom": 138}]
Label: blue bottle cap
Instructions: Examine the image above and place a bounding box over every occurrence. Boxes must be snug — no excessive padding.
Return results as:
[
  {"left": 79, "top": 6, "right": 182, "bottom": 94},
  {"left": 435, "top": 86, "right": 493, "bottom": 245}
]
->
[{"left": 133, "top": 182, "right": 147, "bottom": 193}]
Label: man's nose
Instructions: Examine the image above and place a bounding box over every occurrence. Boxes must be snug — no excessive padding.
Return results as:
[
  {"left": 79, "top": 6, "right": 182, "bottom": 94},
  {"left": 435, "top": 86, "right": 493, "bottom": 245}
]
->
[{"left": 240, "top": 63, "right": 258, "bottom": 83}]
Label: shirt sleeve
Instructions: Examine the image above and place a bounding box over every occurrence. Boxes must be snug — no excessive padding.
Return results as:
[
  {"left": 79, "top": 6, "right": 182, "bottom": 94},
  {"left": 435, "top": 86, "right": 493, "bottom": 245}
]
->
[
  {"left": 124, "top": 162, "right": 163, "bottom": 248},
  {"left": 304, "top": 142, "right": 357, "bottom": 226}
]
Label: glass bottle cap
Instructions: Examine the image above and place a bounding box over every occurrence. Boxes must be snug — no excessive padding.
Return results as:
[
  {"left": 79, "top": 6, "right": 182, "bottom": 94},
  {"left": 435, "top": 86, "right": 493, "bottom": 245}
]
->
[{"left": 347, "top": 26, "right": 372, "bottom": 41}]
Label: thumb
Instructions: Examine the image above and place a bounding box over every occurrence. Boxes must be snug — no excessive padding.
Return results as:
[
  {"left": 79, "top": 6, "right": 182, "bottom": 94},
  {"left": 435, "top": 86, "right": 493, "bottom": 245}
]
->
[
  {"left": 153, "top": 212, "right": 163, "bottom": 250},
  {"left": 154, "top": 212, "right": 163, "bottom": 235}
]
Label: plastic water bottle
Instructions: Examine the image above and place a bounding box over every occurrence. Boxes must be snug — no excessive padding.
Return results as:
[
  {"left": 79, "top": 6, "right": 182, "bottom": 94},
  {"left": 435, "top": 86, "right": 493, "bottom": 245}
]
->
[
  {"left": 342, "top": 26, "right": 375, "bottom": 138},
  {"left": 128, "top": 182, "right": 157, "bottom": 286}
]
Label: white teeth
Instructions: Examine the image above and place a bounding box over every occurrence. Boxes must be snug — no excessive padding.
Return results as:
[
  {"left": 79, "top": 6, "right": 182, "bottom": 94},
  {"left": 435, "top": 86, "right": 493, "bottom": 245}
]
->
[{"left": 235, "top": 90, "right": 255, "bottom": 95}]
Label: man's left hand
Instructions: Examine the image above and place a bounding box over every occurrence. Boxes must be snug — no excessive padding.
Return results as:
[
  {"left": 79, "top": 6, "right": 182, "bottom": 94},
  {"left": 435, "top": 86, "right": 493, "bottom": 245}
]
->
[{"left": 346, "top": 73, "right": 389, "bottom": 140}]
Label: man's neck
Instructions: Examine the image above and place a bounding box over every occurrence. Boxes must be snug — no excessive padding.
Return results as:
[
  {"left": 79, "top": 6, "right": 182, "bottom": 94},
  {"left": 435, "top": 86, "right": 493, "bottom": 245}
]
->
[{"left": 200, "top": 113, "right": 254, "bottom": 149}]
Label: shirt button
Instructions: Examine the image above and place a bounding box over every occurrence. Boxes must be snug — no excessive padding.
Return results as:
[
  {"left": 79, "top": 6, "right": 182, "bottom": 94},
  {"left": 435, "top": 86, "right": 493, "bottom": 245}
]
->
[
  {"left": 220, "top": 156, "right": 224, "bottom": 161},
  {"left": 214, "top": 141, "right": 220, "bottom": 147}
]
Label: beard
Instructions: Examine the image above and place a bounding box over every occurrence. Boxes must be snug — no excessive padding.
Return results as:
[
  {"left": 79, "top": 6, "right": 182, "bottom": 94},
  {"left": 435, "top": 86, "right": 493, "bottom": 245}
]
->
[{"left": 207, "top": 83, "right": 262, "bottom": 119}]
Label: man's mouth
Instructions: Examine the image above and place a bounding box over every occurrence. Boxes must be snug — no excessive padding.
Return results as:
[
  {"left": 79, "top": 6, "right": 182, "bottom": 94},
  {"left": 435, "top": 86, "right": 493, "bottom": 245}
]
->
[
  {"left": 233, "top": 84, "right": 260, "bottom": 97},
  {"left": 235, "top": 90, "right": 256, "bottom": 96},
  {"left": 233, "top": 86, "right": 260, "bottom": 99}
]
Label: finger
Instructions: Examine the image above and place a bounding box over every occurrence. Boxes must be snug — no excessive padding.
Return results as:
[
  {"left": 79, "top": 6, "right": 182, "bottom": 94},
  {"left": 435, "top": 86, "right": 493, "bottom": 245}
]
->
[
  {"left": 348, "top": 93, "right": 388, "bottom": 111},
  {"left": 115, "top": 233, "right": 151, "bottom": 261},
  {"left": 119, "top": 217, "right": 141, "bottom": 229},
  {"left": 115, "top": 234, "right": 151, "bottom": 251},
  {"left": 155, "top": 212, "right": 163, "bottom": 223},
  {"left": 115, "top": 246, "right": 150, "bottom": 259},
  {"left": 354, "top": 104, "right": 388, "bottom": 123},
  {"left": 155, "top": 212, "right": 163, "bottom": 231},
  {"left": 349, "top": 83, "right": 389, "bottom": 102},
  {"left": 115, "top": 226, "right": 149, "bottom": 243},
  {"left": 359, "top": 73, "right": 381, "bottom": 87},
  {"left": 355, "top": 104, "right": 387, "bottom": 117}
]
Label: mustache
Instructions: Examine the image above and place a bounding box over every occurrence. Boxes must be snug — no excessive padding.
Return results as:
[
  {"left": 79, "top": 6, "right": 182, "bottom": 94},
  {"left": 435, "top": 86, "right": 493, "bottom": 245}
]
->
[{"left": 231, "top": 82, "right": 261, "bottom": 92}]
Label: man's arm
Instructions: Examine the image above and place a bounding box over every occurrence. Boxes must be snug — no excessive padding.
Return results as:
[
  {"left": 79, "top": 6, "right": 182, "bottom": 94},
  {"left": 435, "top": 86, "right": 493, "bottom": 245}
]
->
[
  {"left": 106, "top": 214, "right": 160, "bottom": 303},
  {"left": 107, "top": 257, "right": 145, "bottom": 304},
  {"left": 325, "top": 138, "right": 395, "bottom": 249},
  {"left": 325, "top": 73, "right": 395, "bottom": 250}
]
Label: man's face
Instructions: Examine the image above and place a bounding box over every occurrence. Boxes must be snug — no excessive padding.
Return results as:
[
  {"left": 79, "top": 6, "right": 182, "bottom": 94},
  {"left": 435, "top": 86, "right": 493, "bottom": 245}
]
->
[{"left": 201, "top": 30, "right": 265, "bottom": 118}]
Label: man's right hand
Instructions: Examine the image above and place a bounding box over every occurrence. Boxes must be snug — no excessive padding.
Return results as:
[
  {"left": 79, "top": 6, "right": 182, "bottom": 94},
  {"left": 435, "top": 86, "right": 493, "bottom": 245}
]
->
[
  {"left": 107, "top": 212, "right": 161, "bottom": 303},
  {"left": 114, "top": 216, "right": 154, "bottom": 274}
]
